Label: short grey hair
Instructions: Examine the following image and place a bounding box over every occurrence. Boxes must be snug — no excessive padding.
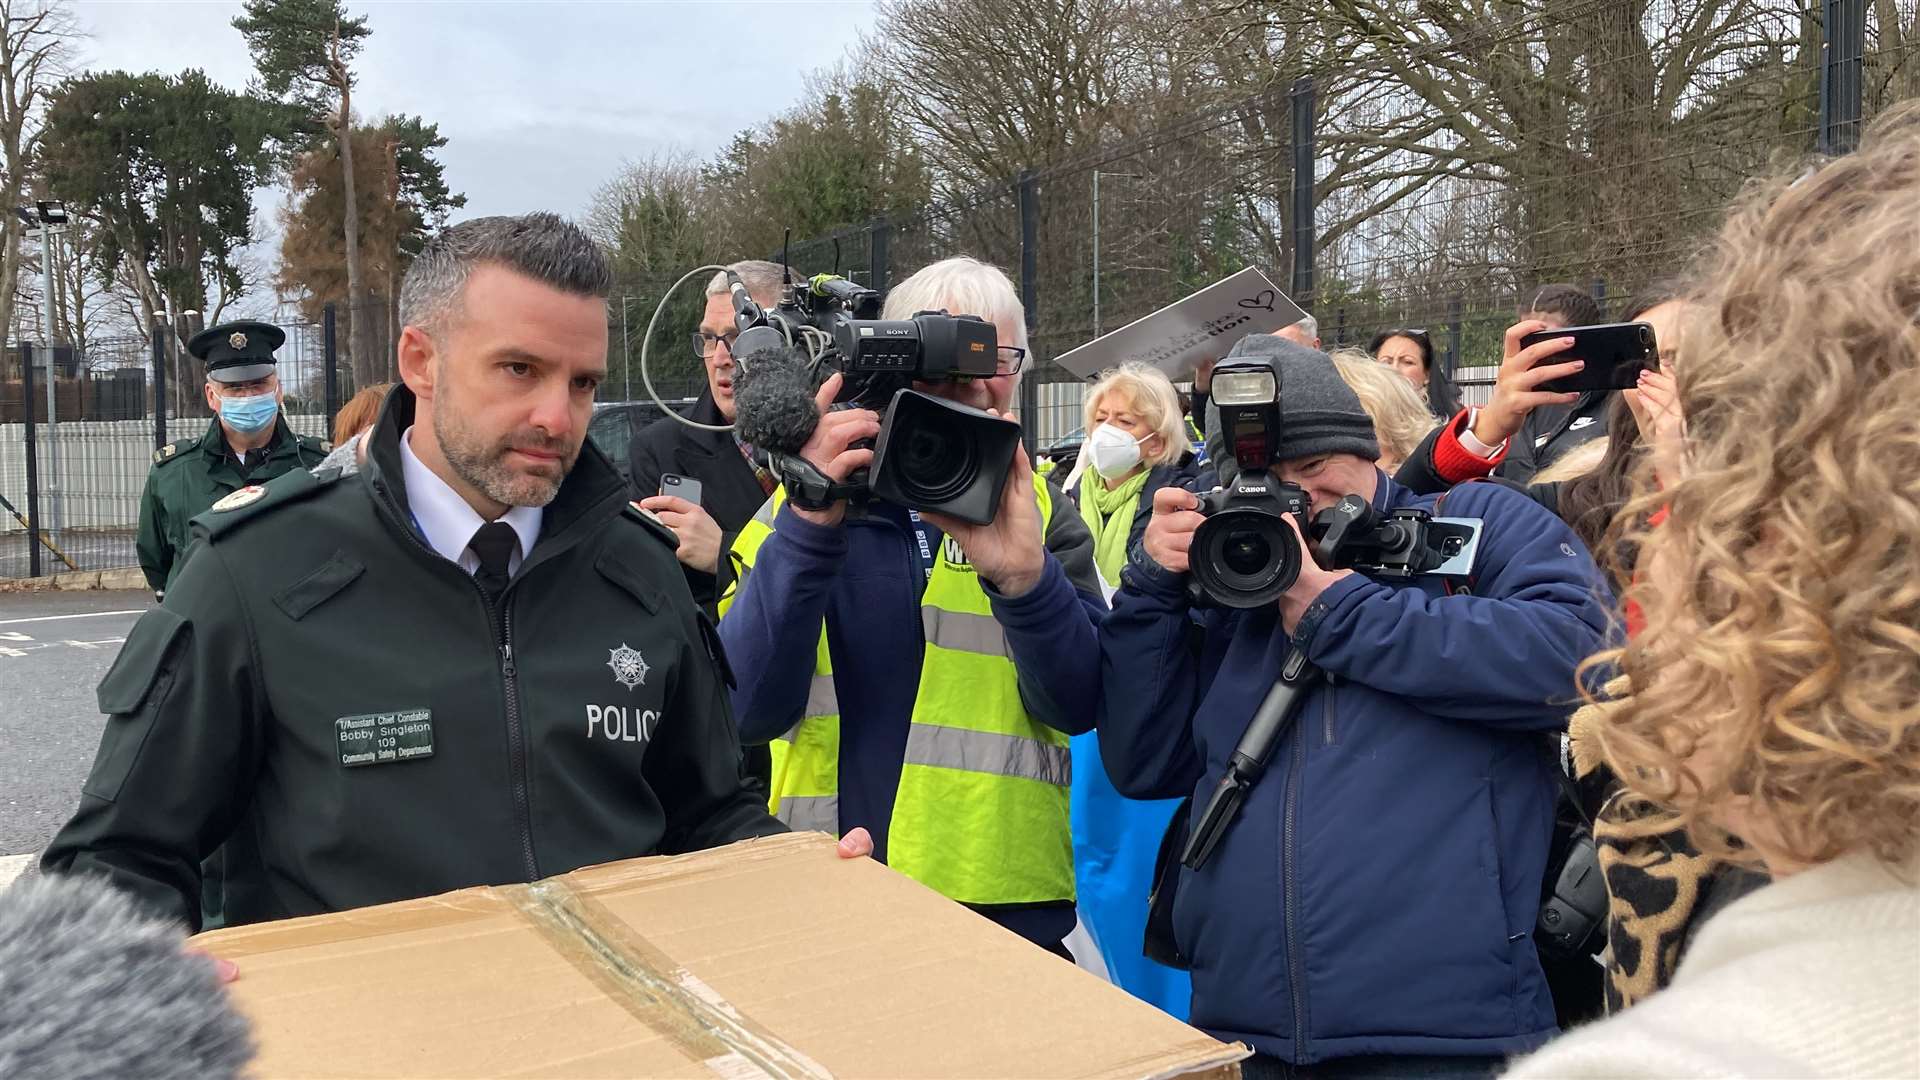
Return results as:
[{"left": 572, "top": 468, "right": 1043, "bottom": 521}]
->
[
  {"left": 706, "top": 260, "right": 802, "bottom": 304},
  {"left": 881, "top": 255, "right": 1029, "bottom": 361},
  {"left": 399, "top": 213, "right": 613, "bottom": 331},
  {"left": 1292, "top": 313, "right": 1319, "bottom": 340}
]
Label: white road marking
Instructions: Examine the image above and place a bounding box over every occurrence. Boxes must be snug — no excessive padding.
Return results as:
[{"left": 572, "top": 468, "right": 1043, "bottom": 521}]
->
[
  {"left": 0, "top": 853, "right": 32, "bottom": 890},
  {"left": 0, "top": 610, "right": 145, "bottom": 627}
]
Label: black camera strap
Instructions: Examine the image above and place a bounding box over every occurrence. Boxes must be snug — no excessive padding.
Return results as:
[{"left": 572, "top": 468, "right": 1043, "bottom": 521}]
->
[
  {"left": 1180, "top": 645, "right": 1321, "bottom": 871},
  {"left": 772, "top": 452, "right": 867, "bottom": 513}
]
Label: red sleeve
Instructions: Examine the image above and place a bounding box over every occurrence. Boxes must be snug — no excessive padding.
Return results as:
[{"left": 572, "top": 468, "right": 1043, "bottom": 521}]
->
[
  {"left": 1432, "top": 408, "right": 1507, "bottom": 484},
  {"left": 1622, "top": 507, "right": 1671, "bottom": 638}
]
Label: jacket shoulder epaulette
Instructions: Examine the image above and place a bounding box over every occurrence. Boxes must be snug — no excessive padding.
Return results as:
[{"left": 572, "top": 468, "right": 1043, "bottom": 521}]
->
[
  {"left": 190, "top": 467, "right": 341, "bottom": 543},
  {"left": 151, "top": 438, "right": 195, "bottom": 467}
]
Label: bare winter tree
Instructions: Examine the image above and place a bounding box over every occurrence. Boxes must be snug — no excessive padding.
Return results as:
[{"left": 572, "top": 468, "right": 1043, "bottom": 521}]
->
[{"left": 0, "top": 0, "right": 74, "bottom": 355}]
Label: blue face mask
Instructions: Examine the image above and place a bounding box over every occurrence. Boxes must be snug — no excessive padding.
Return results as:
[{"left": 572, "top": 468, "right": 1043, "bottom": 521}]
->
[{"left": 219, "top": 391, "right": 279, "bottom": 434}]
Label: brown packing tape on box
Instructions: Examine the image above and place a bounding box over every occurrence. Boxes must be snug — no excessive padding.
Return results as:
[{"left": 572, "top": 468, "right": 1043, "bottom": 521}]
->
[{"left": 194, "top": 832, "right": 1247, "bottom": 1079}]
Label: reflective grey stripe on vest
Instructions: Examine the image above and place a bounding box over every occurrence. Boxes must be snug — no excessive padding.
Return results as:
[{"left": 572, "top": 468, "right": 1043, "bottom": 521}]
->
[
  {"left": 920, "top": 607, "right": 1010, "bottom": 659},
  {"left": 805, "top": 673, "right": 837, "bottom": 719},
  {"left": 770, "top": 679, "right": 837, "bottom": 738},
  {"left": 751, "top": 494, "right": 779, "bottom": 528},
  {"left": 774, "top": 794, "right": 840, "bottom": 834},
  {"left": 903, "top": 723, "right": 1071, "bottom": 788}
]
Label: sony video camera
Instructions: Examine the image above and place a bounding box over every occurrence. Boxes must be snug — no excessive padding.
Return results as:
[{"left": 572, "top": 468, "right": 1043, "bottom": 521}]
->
[
  {"left": 729, "top": 272, "right": 1022, "bottom": 525},
  {"left": 1188, "top": 355, "right": 1483, "bottom": 609}
]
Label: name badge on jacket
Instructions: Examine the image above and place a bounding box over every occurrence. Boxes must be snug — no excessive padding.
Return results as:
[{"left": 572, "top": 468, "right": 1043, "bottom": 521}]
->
[{"left": 337, "top": 709, "right": 434, "bottom": 767}]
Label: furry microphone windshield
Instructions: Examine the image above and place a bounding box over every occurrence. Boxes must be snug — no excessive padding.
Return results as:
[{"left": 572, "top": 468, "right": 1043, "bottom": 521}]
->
[{"left": 0, "top": 874, "right": 255, "bottom": 1080}]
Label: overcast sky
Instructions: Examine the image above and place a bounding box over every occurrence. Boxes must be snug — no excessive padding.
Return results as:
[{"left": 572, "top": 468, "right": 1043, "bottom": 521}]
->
[{"left": 71, "top": 0, "right": 874, "bottom": 226}]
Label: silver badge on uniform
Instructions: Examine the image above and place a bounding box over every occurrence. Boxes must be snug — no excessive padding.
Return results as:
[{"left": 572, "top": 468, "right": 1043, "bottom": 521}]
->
[{"left": 607, "top": 643, "right": 649, "bottom": 690}]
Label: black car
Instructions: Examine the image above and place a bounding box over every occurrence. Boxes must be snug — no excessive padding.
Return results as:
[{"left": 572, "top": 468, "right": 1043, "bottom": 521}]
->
[{"left": 588, "top": 399, "right": 699, "bottom": 482}]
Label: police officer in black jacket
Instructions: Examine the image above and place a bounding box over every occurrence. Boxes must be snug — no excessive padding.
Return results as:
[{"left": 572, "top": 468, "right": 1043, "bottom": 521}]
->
[{"left": 42, "top": 215, "right": 870, "bottom": 932}]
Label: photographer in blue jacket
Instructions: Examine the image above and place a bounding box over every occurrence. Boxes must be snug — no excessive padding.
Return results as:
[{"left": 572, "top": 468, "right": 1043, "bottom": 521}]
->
[{"left": 1100, "top": 335, "right": 1611, "bottom": 1079}]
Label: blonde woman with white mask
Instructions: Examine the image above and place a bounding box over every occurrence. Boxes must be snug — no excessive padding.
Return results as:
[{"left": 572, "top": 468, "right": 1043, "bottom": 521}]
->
[{"left": 1074, "top": 363, "right": 1206, "bottom": 595}]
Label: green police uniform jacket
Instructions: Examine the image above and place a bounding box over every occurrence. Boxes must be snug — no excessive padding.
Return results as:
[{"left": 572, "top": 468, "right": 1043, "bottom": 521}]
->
[
  {"left": 44, "top": 387, "right": 784, "bottom": 931},
  {"left": 136, "top": 416, "right": 327, "bottom": 593}
]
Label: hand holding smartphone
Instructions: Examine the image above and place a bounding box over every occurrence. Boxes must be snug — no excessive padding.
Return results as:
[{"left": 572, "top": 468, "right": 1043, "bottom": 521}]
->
[
  {"left": 1519, "top": 322, "right": 1658, "bottom": 393},
  {"left": 659, "top": 473, "right": 703, "bottom": 506}
]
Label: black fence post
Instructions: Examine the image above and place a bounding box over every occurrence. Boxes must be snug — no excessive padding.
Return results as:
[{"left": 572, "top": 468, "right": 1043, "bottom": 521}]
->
[
  {"left": 1447, "top": 296, "right": 1465, "bottom": 378},
  {"left": 870, "top": 221, "right": 891, "bottom": 295},
  {"left": 21, "top": 343, "right": 40, "bottom": 578},
  {"left": 323, "top": 303, "right": 340, "bottom": 435},
  {"left": 1290, "top": 76, "right": 1317, "bottom": 307},
  {"left": 1017, "top": 169, "right": 1040, "bottom": 456},
  {"left": 1335, "top": 307, "right": 1348, "bottom": 347},
  {"left": 1593, "top": 276, "right": 1607, "bottom": 313},
  {"left": 150, "top": 320, "right": 167, "bottom": 452},
  {"left": 1821, "top": 0, "right": 1866, "bottom": 154}
]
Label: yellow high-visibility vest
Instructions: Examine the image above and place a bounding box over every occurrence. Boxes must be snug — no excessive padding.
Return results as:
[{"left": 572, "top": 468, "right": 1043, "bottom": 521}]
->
[{"left": 721, "top": 487, "right": 1074, "bottom": 905}]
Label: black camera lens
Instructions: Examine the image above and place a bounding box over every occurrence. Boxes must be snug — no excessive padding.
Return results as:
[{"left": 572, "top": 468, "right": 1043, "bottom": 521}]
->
[
  {"left": 894, "top": 416, "right": 978, "bottom": 505},
  {"left": 1221, "top": 530, "right": 1272, "bottom": 577},
  {"left": 1190, "top": 508, "right": 1301, "bottom": 609}
]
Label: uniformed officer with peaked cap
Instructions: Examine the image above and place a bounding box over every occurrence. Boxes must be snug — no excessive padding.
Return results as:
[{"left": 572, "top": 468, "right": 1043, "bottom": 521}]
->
[{"left": 135, "top": 318, "right": 325, "bottom": 597}]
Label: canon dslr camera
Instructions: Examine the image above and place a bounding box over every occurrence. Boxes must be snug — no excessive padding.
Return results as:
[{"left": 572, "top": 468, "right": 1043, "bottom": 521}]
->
[{"left": 1188, "top": 355, "right": 1482, "bottom": 609}]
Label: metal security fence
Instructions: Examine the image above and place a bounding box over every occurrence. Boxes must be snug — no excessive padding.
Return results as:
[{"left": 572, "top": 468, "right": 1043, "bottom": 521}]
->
[{"left": 1, "top": 312, "right": 340, "bottom": 580}]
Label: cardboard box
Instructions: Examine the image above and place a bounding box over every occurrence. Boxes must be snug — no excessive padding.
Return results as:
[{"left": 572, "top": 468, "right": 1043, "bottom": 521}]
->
[
  {"left": 194, "top": 832, "right": 1246, "bottom": 1079},
  {"left": 1053, "top": 268, "right": 1307, "bottom": 380}
]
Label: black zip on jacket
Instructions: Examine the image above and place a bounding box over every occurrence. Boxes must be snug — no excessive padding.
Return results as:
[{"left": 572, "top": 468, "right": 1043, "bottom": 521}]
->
[{"left": 42, "top": 387, "right": 784, "bottom": 931}]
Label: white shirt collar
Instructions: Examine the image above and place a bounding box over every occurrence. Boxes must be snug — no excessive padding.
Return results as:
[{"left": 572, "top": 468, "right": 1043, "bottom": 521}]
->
[{"left": 399, "top": 426, "right": 543, "bottom": 576}]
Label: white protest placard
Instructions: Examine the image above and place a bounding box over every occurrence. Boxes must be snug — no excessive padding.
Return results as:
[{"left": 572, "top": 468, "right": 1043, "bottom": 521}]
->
[{"left": 1053, "top": 267, "right": 1307, "bottom": 380}]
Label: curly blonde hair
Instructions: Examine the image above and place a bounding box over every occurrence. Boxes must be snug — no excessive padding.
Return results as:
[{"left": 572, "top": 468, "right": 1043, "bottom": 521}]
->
[
  {"left": 1083, "top": 362, "right": 1187, "bottom": 469},
  {"left": 1330, "top": 348, "right": 1438, "bottom": 471},
  {"left": 1589, "top": 103, "right": 1920, "bottom": 871}
]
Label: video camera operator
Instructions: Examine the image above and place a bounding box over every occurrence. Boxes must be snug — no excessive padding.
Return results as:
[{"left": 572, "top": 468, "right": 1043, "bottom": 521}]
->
[
  {"left": 718, "top": 256, "right": 1106, "bottom": 957},
  {"left": 1099, "top": 334, "right": 1612, "bottom": 1078}
]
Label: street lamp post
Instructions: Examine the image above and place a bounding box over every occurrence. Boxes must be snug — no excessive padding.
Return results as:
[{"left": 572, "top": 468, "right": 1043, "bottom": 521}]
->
[
  {"left": 157, "top": 306, "right": 199, "bottom": 428},
  {"left": 1091, "top": 172, "right": 1141, "bottom": 338},
  {"left": 17, "top": 200, "right": 69, "bottom": 543}
]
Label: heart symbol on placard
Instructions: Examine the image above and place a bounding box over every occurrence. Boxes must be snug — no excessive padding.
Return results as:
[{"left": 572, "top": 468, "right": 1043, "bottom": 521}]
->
[{"left": 1238, "top": 290, "right": 1277, "bottom": 312}]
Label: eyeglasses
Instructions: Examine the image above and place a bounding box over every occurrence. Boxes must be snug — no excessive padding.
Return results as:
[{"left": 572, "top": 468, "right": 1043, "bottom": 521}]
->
[
  {"left": 691, "top": 330, "right": 739, "bottom": 359},
  {"left": 994, "top": 346, "right": 1026, "bottom": 376}
]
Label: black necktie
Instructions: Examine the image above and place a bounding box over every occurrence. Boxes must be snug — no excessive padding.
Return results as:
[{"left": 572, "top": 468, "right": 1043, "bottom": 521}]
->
[{"left": 468, "top": 521, "right": 518, "bottom": 600}]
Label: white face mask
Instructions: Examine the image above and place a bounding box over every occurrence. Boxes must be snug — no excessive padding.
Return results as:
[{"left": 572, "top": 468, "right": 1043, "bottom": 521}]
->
[{"left": 1086, "top": 423, "right": 1146, "bottom": 480}]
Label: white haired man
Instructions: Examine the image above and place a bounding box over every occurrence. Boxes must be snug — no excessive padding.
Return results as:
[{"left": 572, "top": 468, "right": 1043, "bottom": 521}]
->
[{"left": 717, "top": 256, "right": 1107, "bottom": 958}]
